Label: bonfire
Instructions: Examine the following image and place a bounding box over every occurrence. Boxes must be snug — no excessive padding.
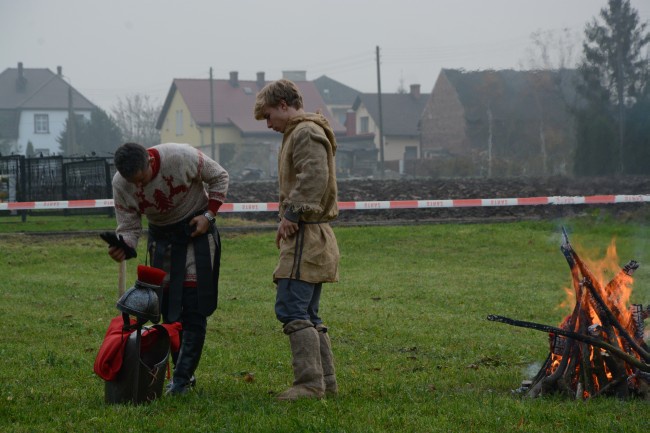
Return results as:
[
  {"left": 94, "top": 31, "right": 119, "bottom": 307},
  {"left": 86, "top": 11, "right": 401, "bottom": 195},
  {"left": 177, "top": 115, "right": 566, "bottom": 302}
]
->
[{"left": 488, "top": 228, "right": 649, "bottom": 400}]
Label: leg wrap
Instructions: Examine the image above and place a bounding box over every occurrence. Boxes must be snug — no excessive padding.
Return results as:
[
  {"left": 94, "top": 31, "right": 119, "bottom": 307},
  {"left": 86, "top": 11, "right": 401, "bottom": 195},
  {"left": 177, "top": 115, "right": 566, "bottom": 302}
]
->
[
  {"left": 276, "top": 320, "right": 324, "bottom": 401},
  {"left": 316, "top": 324, "right": 338, "bottom": 396}
]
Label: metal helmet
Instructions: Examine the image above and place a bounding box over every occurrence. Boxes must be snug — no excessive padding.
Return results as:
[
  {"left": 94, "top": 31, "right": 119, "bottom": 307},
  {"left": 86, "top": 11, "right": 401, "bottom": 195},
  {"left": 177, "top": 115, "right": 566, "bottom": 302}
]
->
[
  {"left": 116, "top": 265, "right": 167, "bottom": 325},
  {"left": 116, "top": 282, "right": 161, "bottom": 324}
]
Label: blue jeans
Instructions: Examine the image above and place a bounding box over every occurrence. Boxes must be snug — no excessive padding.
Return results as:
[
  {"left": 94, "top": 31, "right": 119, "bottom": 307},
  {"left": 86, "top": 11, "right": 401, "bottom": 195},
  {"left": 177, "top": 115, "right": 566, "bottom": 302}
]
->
[{"left": 275, "top": 278, "right": 323, "bottom": 325}]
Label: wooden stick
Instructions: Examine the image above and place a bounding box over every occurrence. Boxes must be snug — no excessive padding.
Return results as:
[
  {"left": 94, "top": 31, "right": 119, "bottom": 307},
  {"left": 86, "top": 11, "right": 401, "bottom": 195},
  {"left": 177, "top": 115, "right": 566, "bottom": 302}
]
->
[
  {"left": 591, "top": 346, "right": 611, "bottom": 392},
  {"left": 583, "top": 278, "right": 650, "bottom": 362},
  {"left": 562, "top": 343, "right": 581, "bottom": 392},
  {"left": 486, "top": 314, "right": 650, "bottom": 372},
  {"left": 540, "top": 289, "right": 584, "bottom": 387},
  {"left": 561, "top": 229, "right": 649, "bottom": 362},
  {"left": 577, "top": 310, "right": 596, "bottom": 396},
  {"left": 588, "top": 375, "right": 627, "bottom": 399},
  {"left": 118, "top": 260, "right": 126, "bottom": 298}
]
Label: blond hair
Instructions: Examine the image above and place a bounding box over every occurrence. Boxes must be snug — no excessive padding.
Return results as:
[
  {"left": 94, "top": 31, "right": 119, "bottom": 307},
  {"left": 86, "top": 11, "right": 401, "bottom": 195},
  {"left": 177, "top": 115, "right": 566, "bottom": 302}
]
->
[{"left": 253, "top": 79, "right": 304, "bottom": 120}]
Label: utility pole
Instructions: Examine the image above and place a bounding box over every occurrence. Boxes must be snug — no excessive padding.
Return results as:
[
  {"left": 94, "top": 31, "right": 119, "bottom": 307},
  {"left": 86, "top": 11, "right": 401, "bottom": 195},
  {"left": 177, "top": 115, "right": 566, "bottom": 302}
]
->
[
  {"left": 210, "top": 67, "right": 217, "bottom": 161},
  {"left": 487, "top": 105, "right": 493, "bottom": 178},
  {"left": 67, "top": 84, "right": 77, "bottom": 155},
  {"left": 376, "top": 45, "right": 385, "bottom": 178}
]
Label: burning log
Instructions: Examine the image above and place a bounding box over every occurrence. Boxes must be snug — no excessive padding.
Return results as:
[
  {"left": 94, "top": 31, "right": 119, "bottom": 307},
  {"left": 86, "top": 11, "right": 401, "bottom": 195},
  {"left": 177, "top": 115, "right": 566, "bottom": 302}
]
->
[
  {"left": 488, "top": 228, "right": 649, "bottom": 400},
  {"left": 486, "top": 315, "right": 650, "bottom": 372}
]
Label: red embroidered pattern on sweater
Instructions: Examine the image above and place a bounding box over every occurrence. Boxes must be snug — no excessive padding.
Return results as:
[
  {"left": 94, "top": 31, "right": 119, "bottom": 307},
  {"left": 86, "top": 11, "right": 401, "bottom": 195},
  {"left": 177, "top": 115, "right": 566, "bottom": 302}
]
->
[
  {"left": 136, "top": 189, "right": 156, "bottom": 214},
  {"left": 164, "top": 175, "right": 189, "bottom": 199},
  {"left": 136, "top": 174, "right": 189, "bottom": 214}
]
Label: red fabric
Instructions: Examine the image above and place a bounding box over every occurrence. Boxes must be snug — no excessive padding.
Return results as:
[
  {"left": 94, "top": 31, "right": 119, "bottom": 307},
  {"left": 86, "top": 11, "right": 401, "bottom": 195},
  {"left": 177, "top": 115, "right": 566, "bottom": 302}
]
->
[
  {"left": 94, "top": 316, "right": 182, "bottom": 381},
  {"left": 208, "top": 199, "right": 223, "bottom": 214},
  {"left": 147, "top": 148, "right": 161, "bottom": 178},
  {"left": 137, "top": 265, "right": 166, "bottom": 286}
]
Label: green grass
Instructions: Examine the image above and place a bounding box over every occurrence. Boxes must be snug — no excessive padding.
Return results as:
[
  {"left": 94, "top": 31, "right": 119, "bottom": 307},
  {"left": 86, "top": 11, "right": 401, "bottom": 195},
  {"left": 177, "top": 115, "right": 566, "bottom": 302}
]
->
[
  {"left": 0, "top": 212, "right": 273, "bottom": 233},
  {"left": 1, "top": 216, "right": 649, "bottom": 432}
]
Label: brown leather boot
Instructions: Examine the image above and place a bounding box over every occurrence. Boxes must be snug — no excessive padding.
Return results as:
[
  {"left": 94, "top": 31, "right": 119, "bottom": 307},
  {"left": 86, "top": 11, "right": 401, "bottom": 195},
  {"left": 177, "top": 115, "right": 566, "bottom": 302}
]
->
[
  {"left": 276, "top": 320, "right": 325, "bottom": 401},
  {"left": 316, "top": 324, "right": 338, "bottom": 396}
]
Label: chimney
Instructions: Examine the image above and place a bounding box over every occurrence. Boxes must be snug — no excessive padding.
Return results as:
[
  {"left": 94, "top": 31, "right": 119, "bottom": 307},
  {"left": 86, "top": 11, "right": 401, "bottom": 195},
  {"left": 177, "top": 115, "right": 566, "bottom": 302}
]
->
[
  {"left": 345, "top": 110, "right": 356, "bottom": 136},
  {"left": 282, "top": 70, "right": 307, "bottom": 81},
  {"left": 16, "top": 62, "right": 26, "bottom": 92},
  {"left": 57, "top": 66, "right": 62, "bottom": 76},
  {"left": 256, "top": 71, "right": 265, "bottom": 89},
  {"left": 410, "top": 84, "right": 421, "bottom": 99},
  {"left": 229, "top": 71, "right": 239, "bottom": 87}
]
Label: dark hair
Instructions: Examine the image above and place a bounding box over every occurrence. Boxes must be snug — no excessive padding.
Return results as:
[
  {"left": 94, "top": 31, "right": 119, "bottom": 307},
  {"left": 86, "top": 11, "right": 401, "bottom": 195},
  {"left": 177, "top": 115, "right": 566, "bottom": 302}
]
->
[{"left": 114, "top": 142, "right": 149, "bottom": 179}]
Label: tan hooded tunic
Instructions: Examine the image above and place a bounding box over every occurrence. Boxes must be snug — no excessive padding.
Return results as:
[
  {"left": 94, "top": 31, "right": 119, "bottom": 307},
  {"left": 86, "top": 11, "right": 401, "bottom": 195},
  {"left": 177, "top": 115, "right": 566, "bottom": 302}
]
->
[{"left": 274, "top": 113, "right": 340, "bottom": 284}]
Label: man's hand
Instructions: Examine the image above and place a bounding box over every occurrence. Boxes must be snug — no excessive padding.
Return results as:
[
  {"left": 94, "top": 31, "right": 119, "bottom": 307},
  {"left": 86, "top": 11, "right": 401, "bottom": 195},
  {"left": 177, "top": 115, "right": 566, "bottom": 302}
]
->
[
  {"left": 108, "top": 245, "right": 127, "bottom": 262},
  {"left": 276, "top": 217, "right": 299, "bottom": 248},
  {"left": 101, "top": 232, "right": 137, "bottom": 261},
  {"left": 190, "top": 213, "right": 213, "bottom": 237}
]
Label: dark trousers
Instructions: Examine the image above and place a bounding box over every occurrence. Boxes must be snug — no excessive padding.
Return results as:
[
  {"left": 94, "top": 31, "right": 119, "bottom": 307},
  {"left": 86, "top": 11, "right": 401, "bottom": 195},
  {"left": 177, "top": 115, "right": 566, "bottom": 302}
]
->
[{"left": 163, "top": 286, "right": 207, "bottom": 335}]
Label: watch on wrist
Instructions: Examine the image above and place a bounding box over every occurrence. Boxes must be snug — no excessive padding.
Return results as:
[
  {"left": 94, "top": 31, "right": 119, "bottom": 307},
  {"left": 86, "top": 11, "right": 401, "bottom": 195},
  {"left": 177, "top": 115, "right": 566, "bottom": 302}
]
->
[{"left": 203, "top": 212, "right": 216, "bottom": 225}]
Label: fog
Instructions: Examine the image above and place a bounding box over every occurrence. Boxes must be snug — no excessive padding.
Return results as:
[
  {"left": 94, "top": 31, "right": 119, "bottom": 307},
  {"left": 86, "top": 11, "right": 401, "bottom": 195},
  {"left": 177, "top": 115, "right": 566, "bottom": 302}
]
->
[{"left": 1, "top": 0, "right": 649, "bottom": 110}]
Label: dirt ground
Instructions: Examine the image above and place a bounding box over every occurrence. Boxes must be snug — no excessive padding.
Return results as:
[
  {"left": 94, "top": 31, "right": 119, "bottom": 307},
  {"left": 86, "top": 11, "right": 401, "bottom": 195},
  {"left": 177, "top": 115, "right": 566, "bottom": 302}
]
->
[{"left": 225, "top": 176, "right": 650, "bottom": 224}]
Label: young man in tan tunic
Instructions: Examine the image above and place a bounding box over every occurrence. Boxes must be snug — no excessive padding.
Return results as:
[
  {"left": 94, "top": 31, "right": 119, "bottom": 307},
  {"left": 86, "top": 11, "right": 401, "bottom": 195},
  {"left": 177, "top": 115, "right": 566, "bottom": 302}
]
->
[{"left": 254, "top": 79, "right": 340, "bottom": 400}]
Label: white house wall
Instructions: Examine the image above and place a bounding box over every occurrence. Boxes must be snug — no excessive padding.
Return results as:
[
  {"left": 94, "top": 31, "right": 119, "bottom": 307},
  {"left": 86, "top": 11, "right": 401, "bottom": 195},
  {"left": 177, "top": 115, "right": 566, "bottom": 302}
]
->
[
  {"left": 355, "top": 103, "right": 419, "bottom": 164},
  {"left": 18, "top": 109, "right": 90, "bottom": 156},
  {"left": 384, "top": 136, "right": 419, "bottom": 161}
]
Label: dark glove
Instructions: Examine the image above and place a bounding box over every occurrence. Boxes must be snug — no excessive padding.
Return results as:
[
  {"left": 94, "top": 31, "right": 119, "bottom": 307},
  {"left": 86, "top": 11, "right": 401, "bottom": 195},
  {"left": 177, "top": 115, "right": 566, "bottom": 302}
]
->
[{"left": 100, "top": 232, "right": 137, "bottom": 259}]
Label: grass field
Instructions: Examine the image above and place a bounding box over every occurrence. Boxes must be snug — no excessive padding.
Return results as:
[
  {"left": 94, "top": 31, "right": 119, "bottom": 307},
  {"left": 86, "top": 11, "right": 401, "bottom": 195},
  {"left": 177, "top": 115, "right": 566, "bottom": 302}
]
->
[{"left": 1, "top": 214, "right": 649, "bottom": 432}]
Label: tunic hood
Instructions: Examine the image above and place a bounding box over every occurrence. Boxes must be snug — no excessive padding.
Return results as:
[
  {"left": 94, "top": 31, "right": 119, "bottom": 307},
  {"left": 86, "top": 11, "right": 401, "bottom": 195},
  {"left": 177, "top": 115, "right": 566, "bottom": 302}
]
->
[{"left": 285, "top": 113, "right": 337, "bottom": 155}]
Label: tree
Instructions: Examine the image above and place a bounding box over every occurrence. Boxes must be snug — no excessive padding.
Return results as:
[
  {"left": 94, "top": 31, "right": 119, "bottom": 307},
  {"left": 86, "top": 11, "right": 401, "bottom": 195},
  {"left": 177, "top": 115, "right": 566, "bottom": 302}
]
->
[
  {"left": 26, "top": 140, "right": 34, "bottom": 157},
  {"left": 0, "top": 137, "right": 16, "bottom": 155},
  {"left": 0, "top": 111, "right": 21, "bottom": 155},
  {"left": 58, "top": 107, "right": 123, "bottom": 156},
  {"left": 522, "top": 27, "right": 581, "bottom": 70},
  {"left": 111, "top": 93, "right": 161, "bottom": 147},
  {"left": 574, "top": 0, "right": 650, "bottom": 175},
  {"left": 624, "top": 91, "right": 650, "bottom": 173}
]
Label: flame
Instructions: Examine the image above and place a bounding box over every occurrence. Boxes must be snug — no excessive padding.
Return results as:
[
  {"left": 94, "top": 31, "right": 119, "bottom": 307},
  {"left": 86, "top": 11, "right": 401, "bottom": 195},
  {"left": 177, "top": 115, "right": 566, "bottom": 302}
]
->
[
  {"left": 559, "top": 238, "right": 635, "bottom": 328},
  {"left": 549, "top": 237, "right": 640, "bottom": 395},
  {"left": 558, "top": 286, "right": 575, "bottom": 311},
  {"left": 584, "top": 239, "right": 634, "bottom": 324}
]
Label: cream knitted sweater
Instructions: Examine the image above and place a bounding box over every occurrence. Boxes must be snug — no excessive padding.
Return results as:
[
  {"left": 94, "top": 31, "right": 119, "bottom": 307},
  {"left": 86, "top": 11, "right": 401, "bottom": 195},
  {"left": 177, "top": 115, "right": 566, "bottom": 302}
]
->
[{"left": 112, "top": 143, "right": 229, "bottom": 249}]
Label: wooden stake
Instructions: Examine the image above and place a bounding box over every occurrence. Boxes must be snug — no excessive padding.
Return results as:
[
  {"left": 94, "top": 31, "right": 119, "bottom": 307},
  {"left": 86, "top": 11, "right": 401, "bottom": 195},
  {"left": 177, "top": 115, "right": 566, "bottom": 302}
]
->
[{"left": 118, "top": 260, "right": 126, "bottom": 298}]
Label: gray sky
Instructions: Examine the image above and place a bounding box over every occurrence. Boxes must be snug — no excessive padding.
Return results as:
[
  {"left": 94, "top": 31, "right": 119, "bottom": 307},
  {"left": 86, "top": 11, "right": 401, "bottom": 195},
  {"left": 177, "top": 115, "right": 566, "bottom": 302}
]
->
[{"left": 2, "top": 0, "right": 649, "bottom": 111}]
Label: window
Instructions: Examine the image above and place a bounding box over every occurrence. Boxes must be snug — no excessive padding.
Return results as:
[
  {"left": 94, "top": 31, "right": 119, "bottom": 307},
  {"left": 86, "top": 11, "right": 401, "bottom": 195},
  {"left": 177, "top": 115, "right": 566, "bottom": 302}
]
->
[
  {"left": 175, "top": 110, "right": 184, "bottom": 136},
  {"left": 404, "top": 146, "right": 418, "bottom": 160},
  {"left": 360, "top": 116, "right": 369, "bottom": 134},
  {"left": 34, "top": 114, "right": 49, "bottom": 133}
]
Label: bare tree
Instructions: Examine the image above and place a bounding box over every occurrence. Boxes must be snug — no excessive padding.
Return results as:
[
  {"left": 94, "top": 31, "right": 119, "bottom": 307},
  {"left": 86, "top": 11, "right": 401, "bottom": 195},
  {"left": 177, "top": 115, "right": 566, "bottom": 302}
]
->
[
  {"left": 522, "top": 27, "right": 581, "bottom": 70},
  {"left": 111, "top": 93, "right": 161, "bottom": 147}
]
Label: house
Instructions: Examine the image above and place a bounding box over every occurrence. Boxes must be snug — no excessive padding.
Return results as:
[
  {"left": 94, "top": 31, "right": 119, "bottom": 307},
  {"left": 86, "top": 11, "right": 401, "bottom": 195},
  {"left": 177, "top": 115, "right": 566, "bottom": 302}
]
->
[
  {"left": 312, "top": 75, "right": 381, "bottom": 177},
  {"left": 420, "top": 68, "right": 578, "bottom": 177},
  {"left": 313, "top": 75, "right": 361, "bottom": 127},
  {"left": 0, "top": 62, "right": 95, "bottom": 156},
  {"left": 156, "top": 71, "right": 345, "bottom": 178},
  {"left": 350, "top": 84, "right": 429, "bottom": 174}
]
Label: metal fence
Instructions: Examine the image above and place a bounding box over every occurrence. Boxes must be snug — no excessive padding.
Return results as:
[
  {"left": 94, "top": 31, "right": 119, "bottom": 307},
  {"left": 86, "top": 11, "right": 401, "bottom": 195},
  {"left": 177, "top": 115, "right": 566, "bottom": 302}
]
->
[{"left": 0, "top": 154, "right": 115, "bottom": 217}]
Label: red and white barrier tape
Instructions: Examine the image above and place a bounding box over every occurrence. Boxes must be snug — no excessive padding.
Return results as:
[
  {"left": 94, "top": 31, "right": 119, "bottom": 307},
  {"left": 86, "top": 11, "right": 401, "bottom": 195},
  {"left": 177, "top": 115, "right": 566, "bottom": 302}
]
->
[{"left": 1, "top": 195, "right": 648, "bottom": 212}]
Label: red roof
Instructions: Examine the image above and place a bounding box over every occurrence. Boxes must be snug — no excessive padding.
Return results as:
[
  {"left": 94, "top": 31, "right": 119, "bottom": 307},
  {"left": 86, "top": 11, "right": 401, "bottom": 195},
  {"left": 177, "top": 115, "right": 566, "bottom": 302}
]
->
[{"left": 157, "top": 78, "right": 344, "bottom": 135}]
